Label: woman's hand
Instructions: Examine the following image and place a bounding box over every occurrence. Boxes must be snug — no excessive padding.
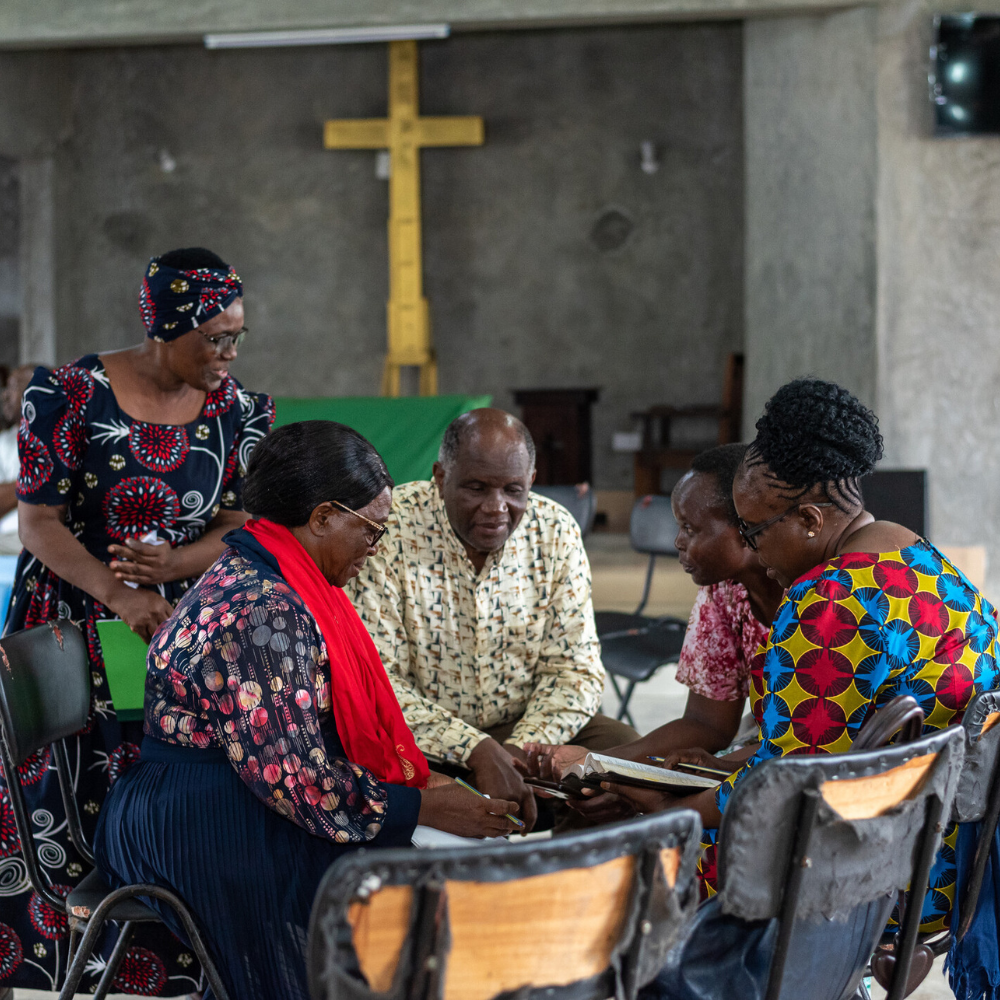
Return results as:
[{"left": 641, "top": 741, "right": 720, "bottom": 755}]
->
[
  {"left": 659, "top": 747, "right": 741, "bottom": 775},
  {"left": 106, "top": 587, "right": 174, "bottom": 642},
  {"left": 418, "top": 783, "right": 522, "bottom": 838},
  {"left": 598, "top": 781, "right": 678, "bottom": 815},
  {"left": 566, "top": 788, "right": 637, "bottom": 823},
  {"left": 108, "top": 538, "right": 183, "bottom": 586},
  {"left": 522, "top": 742, "right": 587, "bottom": 780}
]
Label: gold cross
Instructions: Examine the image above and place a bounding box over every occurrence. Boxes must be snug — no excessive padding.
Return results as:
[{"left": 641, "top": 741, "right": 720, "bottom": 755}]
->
[{"left": 324, "top": 40, "right": 484, "bottom": 396}]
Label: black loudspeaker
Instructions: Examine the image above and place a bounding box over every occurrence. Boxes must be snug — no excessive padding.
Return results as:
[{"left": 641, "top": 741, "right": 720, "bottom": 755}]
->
[{"left": 861, "top": 470, "right": 927, "bottom": 537}]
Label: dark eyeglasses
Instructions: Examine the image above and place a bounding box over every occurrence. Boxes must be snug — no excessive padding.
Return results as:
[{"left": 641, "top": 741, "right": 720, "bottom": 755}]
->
[
  {"left": 738, "top": 502, "right": 833, "bottom": 551},
  {"left": 202, "top": 327, "right": 248, "bottom": 355},
  {"left": 330, "top": 500, "right": 387, "bottom": 546}
]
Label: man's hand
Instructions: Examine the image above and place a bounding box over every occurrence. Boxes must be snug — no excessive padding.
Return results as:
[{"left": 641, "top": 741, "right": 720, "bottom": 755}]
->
[
  {"left": 106, "top": 587, "right": 174, "bottom": 642},
  {"left": 522, "top": 742, "right": 587, "bottom": 780},
  {"left": 108, "top": 538, "right": 183, "bottom": 586},
  {"left": 467, "top": 738, "right": 538, "bottom": 832}
]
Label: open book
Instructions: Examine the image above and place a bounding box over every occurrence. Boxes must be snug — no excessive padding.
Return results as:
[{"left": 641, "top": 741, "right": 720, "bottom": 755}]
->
[{"left": 564, "top": 753, "right": 722, "bottom": 794}]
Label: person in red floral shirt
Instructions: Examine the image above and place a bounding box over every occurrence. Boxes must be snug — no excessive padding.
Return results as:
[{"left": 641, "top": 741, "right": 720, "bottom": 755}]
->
[{"left": 524, "top": 443, "right": 784, "bottom": 815}]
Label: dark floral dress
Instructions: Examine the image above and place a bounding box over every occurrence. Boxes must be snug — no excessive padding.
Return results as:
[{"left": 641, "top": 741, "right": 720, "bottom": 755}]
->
[{"left": 0, "top": 354, "right": 273, "bottom": 993}]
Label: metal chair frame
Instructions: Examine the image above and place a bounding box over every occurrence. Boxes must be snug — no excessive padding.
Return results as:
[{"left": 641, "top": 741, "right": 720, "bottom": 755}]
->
[
  {"left": 715, "top": 729, "right": 963, "bottom": 1000},
  {"left": 928, "top": 690, "right": 1000, "bottom": 954},
  {"left": 0, "top": 621, "right": 231, "bottom": 1000},
  {"left": 597, "top": 495, "right": 687, "bottom": 726},
  {"left": 763, "top": 787, "right": 945, "bottom": 1000},
  {"left": 307, "top": 810, "right": 704, "bottom": 1000},
  {"left": 851, "top": 695, "right": 925, "bottom": 753}
]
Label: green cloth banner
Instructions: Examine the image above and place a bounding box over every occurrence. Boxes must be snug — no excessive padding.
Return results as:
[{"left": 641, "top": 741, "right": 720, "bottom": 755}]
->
[{"left": 273, "top": 395, "right": 492, "bottom": 485}]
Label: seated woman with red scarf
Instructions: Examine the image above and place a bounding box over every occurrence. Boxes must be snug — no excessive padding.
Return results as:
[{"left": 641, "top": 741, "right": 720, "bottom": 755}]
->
[{"left": 94, "top": 421, "right": 521, "bottom": 1000}]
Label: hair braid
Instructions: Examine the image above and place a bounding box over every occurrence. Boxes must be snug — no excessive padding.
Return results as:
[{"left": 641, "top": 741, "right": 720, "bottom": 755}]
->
[{"left": 746, "top": 379, "right": 883, "bottom": 512}]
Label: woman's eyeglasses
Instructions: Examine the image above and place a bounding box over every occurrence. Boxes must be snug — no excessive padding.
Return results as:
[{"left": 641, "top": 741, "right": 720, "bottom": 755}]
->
[
  {"left": 330, "top": 500, "right": 387, "bottom": 546},
  {"left": 738, "top": 502, "right": 833, "bottom": 551},
  {"left": 202, "top": 327, "right": 248, "bottom": 355}
]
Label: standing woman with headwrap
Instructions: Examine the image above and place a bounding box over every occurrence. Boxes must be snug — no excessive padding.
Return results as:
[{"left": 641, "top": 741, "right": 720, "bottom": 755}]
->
[{"left": 0, "top": 247, "right": 273, "bottom": 995}]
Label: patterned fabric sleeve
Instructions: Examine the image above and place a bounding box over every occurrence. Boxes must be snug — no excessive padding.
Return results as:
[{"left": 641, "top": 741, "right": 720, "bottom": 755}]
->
[
  {"left": 352, "top": 543, "right": 491, "bottom": 763},
  {"left": 508, "top": 519, "right": 605, "bottom": 747},
  {"left": 715, "top": 571, "right": 874, "bottom": 812},
  {"left": 16, "top": 365, "right": 90, "bottom": 504},
  {"left": 221, "top": 389, "right": 275, "bottom": 510},
  {"left": 150, "top": 595, "right": 398, "bottom": 844},
  {"left": 675, "top": 585, "right": 749, "bottom": 702}
]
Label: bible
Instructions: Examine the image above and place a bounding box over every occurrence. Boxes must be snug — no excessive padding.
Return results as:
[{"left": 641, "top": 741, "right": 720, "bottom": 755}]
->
[{"left": 565, "top": 752, "right": 722, "bottom": 794}]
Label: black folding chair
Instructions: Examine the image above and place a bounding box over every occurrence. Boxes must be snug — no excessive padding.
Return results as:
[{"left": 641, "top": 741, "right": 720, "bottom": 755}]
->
[
  {"left": 307, "top": 809, "right": 703, "bottom": 1000},
  {"left": 852, "top": 694, "right": 925, "bottom": 752},
  {"left": 853, "top": 692, "right": 1000, "bottom": 993},
  {"left": 0, "top": 621, "right": 231, "bottom": 1000},
  {"left": 932, "top": 689, "right": 1000, "bottom": 950},
  {"left": 686, "top": 727, "right": 965, "bottom": 1000},
  {"left": 530, "top": 484, "right": 597, "bottom": 537},
  {"left": 594, "top": 495, "right": 687, "bottom": 725}
]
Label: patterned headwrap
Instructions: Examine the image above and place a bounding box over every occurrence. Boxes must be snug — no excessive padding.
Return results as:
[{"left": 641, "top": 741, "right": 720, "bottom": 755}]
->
[{"left": 139, "top": 256, "right": 243, "bottom": 342}]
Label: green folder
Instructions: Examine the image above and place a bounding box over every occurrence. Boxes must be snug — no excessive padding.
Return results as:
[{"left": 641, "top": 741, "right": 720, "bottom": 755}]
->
[{"left": 96, "top": 620, "right": 150, "bottom": 722}]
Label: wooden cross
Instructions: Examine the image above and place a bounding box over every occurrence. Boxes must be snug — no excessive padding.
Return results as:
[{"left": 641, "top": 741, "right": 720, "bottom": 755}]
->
[{"left": 324, "top": 40, "right": 484, "bottom": 396}]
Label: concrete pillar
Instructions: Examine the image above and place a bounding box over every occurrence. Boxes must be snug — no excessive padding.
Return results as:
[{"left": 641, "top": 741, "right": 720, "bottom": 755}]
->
[
  {"left": 742, "top": 6, "right": 879, "bottom": 428},
  {"left": 875, "top": 0, "right": 1000, "bottom": 597},
  {"left": 19, "top": 157, "right": 57, "bottom": 366}
]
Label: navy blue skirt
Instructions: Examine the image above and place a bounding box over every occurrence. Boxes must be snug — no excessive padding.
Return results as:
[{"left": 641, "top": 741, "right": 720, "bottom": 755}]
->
[{"left": 94, "top": 738, "right": 410, "bottom": 1000}]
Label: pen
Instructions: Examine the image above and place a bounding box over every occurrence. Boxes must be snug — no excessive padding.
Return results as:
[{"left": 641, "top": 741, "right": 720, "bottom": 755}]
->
[
  {"left": 648, "top": 756, "right": 730, "bottom": 778},
  {"left": 454, "top": 777, "right": 525, "bottom": 829}
]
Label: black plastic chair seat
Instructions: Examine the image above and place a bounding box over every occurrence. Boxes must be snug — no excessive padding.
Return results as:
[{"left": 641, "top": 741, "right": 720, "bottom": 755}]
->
[
  {"left": 67, "top": 869, "right": 160, "bottom": 924},
  {"left": 595, "top": 611, "right": 687, "bottom": 640},
  {"left": 595, "top": 611, "right": 654, "bottom": 637},
  {"left": 601, "top": 622, "right": 686, "bottom": 682}
]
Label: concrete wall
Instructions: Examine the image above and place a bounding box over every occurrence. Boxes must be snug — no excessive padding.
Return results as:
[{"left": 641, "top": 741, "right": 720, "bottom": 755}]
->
[
  {"left": 742, "top": 7, "right": 879, "bottom": 428},
  {"left": 0, "top": 157, "right": 19, "bottom": 368},
  {"left": 31, "top": 25, "right": 743, "bottom": 490},
  {"left": 875, "top": 0, "right": 1000, "bottom": 596},
  {"left": 0, "top": 52, "right": 69, "bottom": 367},
  {"left": 0, "top": 0, "right": 875, "bottom": 48}
]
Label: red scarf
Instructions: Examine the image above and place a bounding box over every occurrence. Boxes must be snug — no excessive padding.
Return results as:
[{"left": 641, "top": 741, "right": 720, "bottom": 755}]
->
[{"left": 244, "top": 518, "right": 428, "bottom": 789}]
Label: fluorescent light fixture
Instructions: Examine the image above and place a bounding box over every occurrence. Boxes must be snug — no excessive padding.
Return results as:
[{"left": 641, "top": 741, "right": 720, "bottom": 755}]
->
[{"left": 204, "top": 24, "right": 450, "bottom": 49}]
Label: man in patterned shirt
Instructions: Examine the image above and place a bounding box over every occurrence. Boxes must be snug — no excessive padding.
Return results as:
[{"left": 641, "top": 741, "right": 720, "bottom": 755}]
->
[{"left": 348, "top": 409, "right": 636, "bottom": 830}]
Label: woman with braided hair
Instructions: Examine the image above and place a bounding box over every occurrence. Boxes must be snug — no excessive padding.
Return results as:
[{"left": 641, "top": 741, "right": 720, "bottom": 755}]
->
[{"left": 603, "top": 379, "right": 998, "bottom": 947}]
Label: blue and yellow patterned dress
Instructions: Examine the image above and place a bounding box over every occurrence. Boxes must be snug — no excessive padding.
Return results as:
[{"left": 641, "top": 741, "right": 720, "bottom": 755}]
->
[{"left": 699, "top": 540, "right": 999, "bottom": 932}]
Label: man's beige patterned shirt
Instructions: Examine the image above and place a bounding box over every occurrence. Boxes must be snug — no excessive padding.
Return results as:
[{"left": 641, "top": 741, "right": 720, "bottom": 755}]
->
[{"left": 347, "top": 480, "right": 605, "bottom": 763}]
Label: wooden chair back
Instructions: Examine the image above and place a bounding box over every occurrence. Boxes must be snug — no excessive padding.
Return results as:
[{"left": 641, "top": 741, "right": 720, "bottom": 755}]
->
[
  {"left": 308, "top": 810, "right": 703, "bottom": 1000},
  {"left": 717, "top": 728, "right": 965, "bottom": 1000}
]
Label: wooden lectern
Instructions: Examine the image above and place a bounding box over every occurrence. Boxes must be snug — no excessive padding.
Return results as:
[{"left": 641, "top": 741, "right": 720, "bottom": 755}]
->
[{"left": 513, "top": 388, "right": 600, "bottom": 486}]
